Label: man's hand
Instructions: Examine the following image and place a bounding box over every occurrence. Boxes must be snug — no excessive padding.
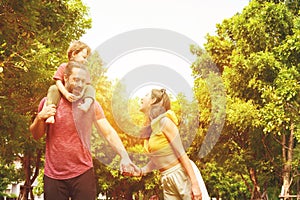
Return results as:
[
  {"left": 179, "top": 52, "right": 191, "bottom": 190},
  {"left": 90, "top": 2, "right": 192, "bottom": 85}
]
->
[
  {"left": 120, "top": 157, "right": 140, "bottom": 176},
  {"left": 39, "top": 103, "right": 56, "bottom": 121},
  {"left": 30, "top": 102, "right": 56, "bottom": 140},
  {"left": 191, "top": 184, "right": 202, "bottom": 200}
]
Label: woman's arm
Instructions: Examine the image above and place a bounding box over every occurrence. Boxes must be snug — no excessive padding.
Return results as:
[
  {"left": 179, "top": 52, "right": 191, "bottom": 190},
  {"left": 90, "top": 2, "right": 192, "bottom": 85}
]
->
[
  {"left": 140, "top": 160, "right": 157, "bottom": 176},
  {"left": 130, "top": 159, "right": 157, "bottom": 177},
  {"left": 160, "top": 117, "right": 202, "bottom": 199}
]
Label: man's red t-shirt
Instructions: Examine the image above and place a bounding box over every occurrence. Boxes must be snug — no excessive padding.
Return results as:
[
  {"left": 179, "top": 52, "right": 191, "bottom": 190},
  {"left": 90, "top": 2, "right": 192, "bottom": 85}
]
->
[{"left": 38, "top": 97, "right": 104, "bottom": 179}]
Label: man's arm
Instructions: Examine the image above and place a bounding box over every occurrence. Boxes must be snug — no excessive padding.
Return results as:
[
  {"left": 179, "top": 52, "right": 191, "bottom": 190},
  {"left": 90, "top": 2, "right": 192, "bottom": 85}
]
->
[
  {"left": 30, "top": 103, "right": 56, "bottom": 140},
  {"left": 94, "top": 118, "right": 137, "bottom": 174},
  {"left": 94, "top": 118, "right": 130, "bottom": 159}
]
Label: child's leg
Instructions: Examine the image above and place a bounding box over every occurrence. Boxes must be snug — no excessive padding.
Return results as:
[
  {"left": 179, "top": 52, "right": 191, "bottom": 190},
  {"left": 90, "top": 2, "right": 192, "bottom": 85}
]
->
[
  {"left": 78, "top": 85, "right": 95, "bottom": 112},
  {"left": 47, "top": 85, "right": 61, "bottom": 105},
  {"left": 83, "top": 85, "right": 95, "bottom": 100},
  {"left": 46, "top": 85, "right": 61, "bottom": 123}
]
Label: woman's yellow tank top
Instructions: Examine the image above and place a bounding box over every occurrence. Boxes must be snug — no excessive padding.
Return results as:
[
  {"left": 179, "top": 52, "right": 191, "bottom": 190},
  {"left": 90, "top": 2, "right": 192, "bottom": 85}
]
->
[{"left": 144, "top": 110, "right": 180, "bottom": 169}]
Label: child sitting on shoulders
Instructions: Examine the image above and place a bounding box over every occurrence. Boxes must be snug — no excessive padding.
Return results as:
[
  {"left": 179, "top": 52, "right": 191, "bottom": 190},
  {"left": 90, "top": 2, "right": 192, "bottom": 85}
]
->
[{"left": 46, "top": 40, "right": 95, "bottom": 123}]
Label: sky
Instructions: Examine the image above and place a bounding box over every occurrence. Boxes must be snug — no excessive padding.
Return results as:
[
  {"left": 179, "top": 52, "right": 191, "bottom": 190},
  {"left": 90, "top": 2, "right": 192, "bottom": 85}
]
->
[
  {"left": 80, "top": 0, "right": 250, "bottom": 98},
  {"left": 80, "top": 0, "right": 249, "bottom": 50}
]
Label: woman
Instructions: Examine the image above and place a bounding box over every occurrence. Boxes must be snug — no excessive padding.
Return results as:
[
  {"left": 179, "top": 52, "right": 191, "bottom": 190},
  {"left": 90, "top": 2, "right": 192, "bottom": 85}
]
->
[{"left": 132, "top": 88, "right": 209, "bottom": 200}]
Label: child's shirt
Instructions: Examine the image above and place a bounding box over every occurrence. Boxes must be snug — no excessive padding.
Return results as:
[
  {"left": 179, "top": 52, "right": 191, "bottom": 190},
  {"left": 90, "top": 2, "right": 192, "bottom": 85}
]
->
[{"left": 53, "top": 62, "right": 91, "bottom": 84}]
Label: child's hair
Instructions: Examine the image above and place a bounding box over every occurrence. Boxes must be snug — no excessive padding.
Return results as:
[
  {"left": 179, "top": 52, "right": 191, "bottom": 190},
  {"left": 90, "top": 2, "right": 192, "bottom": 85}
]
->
[{"left": 67, "top": 40, "right": 91, "bottom": 60}]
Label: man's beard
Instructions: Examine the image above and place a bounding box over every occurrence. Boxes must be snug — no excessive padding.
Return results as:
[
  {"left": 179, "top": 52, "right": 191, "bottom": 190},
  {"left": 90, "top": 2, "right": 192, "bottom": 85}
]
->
[
  {"left": 66, "top": 82, "right": 84, "bottom": 98},
  {"left": 72, "top": 86, "right": 84, "bottom": 98}
]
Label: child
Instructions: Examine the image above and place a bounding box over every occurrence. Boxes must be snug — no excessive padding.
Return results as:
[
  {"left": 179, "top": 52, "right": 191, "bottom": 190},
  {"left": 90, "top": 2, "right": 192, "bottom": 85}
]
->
[{"left": 45, "top": 41, "right": 95, "bottom": 123}]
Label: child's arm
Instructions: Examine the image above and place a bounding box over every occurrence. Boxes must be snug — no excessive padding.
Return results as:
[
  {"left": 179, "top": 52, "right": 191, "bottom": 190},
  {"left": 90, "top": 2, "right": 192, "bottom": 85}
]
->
[
  {"left": 78, "top": 85, "right": 95, "bottom": 112},
  {"left": 56, "top": 80, "right": 78, "bottom": 102}
]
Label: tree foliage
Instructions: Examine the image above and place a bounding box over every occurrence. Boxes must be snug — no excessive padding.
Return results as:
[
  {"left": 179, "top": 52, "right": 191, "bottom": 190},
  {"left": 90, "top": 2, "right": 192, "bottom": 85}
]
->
[
  {"left": 3, "top": 0, "right": 300, "bottom": 199},
  {"left": 192, "top": 0, "right": 300, "bottom": 198}
]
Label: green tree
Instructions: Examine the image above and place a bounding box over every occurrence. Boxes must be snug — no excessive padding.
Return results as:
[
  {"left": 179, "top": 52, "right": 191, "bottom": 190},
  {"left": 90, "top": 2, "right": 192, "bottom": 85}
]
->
[
  {"left": 194, "top": 0, "right": 300, "bottom": 198},
  {"left": 255, "top": 0, "right": 300, "bottom": 15}
]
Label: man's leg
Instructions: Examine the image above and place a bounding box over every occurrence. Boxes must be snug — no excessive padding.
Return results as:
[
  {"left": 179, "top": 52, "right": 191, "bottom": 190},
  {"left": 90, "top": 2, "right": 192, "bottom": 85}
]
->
[
  {"left": 44, "top": 175, "right": 69, "bottom": 200},
  {"left": 69, "top": 168, "right": 97, "bottom": 200}
]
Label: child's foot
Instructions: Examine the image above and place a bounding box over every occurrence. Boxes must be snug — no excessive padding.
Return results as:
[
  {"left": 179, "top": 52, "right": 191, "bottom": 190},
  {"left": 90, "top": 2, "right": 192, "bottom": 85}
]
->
[
  {"left": 46, "top": 116, "right": 55, "bottom": 124},
  {"left": 78, "top": 102, "right": 91, "bottom": 112}
]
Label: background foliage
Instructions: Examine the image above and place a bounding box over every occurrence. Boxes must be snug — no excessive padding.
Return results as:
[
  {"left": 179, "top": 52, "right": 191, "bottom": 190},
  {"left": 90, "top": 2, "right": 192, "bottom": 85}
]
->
[{"left": 1, "top": 0, "right": 300, "bottom": 199}]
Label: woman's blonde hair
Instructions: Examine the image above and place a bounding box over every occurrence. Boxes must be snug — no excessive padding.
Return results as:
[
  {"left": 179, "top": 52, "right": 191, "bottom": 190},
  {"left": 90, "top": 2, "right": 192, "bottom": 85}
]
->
[
  {"left": 140, "top": 88, "right": 171, "bottom": 139},
  {"left": 149, "top": 105, "right": 166, "bottom": 120},
  {"left": 150, "top": 88, "right": 171, "bottom": 111}
]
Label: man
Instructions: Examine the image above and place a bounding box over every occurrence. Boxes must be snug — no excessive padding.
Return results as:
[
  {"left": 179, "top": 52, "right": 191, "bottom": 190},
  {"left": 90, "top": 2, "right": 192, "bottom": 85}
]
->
[{"left": 30, "top": 61, "right": 136, "bottom": 200}]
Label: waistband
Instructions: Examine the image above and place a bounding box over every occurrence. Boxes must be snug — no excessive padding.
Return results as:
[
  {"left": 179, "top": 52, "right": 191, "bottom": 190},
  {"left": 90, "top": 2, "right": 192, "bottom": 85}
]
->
[{"left": 161, "top": 163, "right": 182, "bottom": 176}]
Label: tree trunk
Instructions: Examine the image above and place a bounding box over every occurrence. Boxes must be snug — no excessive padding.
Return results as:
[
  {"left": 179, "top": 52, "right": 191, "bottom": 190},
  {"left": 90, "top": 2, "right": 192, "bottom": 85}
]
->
[
  {"left": 240, "top": 172, "right": 253, "bottom": 195},
  {"left": 249, "top": 168, "right": 262, "bottom": 200},
  {"left": 18, "top": 149, "right": 42, "bottom": 200},
  {"left": 124, "top": 191, "right": 133, "bottom": 200},
  {"left": 18, "top": 154, "right": 31, "bottom": 200},
  {"left": 281, "top": 123, "right": 294, "bottom": 200}
]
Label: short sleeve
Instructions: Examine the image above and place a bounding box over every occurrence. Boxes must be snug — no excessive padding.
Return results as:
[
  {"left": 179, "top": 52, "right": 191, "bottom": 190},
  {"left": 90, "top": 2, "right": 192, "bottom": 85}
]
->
[
  {"left": 94, "top": 101, "right": 105, "bottom": 120},
  {"left": 38, "top": 98, "right": 47, "bottom": 112},
  {"left": 53, "top": 63, "right": 67, "bottom": 81},
  {"left": 165, "top": 110, "right": 179, "bottom": 126}
]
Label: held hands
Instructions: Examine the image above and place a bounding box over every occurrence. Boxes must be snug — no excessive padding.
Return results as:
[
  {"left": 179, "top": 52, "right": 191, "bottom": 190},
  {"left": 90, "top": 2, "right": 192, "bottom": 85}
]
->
[
  {"left": 120, "top": 157, "right": 142, "bottom": 177},
  {"left": 191, "top": 183, "right": 202, "bottom": 200},
  {"left": 124, "top": 167, "right": 144, "bottom": 177},
  {"left": 122, "top": 166, "right": 143, "bottom": 177}
]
